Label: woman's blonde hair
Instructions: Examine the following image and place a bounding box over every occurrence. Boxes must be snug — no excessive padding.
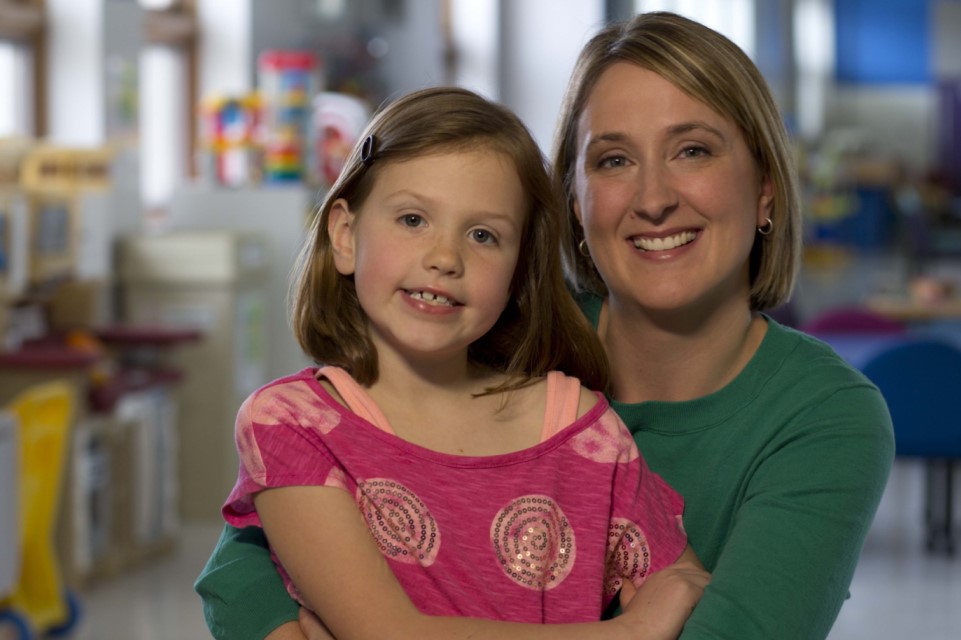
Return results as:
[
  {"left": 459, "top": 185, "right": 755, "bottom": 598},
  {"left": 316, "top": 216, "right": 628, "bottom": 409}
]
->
[
  {"left": 291, "top": 86, "right": 609, "bottom": 393},
  {"left": 553, "top": 11, "right": 801, "bottom": 310}
]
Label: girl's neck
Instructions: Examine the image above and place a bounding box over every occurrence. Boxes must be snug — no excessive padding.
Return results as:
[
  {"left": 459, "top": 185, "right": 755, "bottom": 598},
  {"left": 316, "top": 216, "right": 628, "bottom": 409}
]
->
[
  {"left": 364, "top": 353, "right": 545, "bottom": 456},
  {"left": 600, "top": 297, "right": 767, "bottom": 404},
  {"left": 371, "top": 348, "right": 493, "bottom": 399}
]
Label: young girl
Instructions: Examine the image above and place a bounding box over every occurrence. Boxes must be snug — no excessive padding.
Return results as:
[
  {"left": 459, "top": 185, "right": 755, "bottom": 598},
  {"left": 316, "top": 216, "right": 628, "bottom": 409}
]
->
[{"left": 221, "top": 86, "right": 707, "bottom": 640}]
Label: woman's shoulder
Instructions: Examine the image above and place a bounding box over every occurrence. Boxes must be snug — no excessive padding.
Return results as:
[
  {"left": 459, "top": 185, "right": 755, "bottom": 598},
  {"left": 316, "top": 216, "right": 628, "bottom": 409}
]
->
[
  {"left": 762, "top": 319, "right": 875, "bottom": 384},
  {"left": 758, "top": 320, "right": 891, "bottom": 428}
]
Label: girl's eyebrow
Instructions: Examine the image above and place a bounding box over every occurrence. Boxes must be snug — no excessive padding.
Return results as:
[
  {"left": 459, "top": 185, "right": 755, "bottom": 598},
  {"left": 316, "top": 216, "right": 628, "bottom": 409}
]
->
[
  {"left": 383, "top": 189, "right": 427, "bottom": 202},
  {"left": 382, "top": 190, "right": 521, "bottom": 228}
]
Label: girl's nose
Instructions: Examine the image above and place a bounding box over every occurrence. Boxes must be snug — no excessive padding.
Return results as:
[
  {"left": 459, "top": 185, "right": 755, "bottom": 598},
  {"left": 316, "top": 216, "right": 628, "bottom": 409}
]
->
[{"left": 423, "top": 235, "right": 463, "bottom": 276}]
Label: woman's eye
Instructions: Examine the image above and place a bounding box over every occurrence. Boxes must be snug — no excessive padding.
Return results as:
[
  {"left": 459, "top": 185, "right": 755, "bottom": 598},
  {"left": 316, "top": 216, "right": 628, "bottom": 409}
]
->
[
  {"left": 400, "top": 213, "right": 424, "bottom": 227},
  {"left": 679, "top": 145, "right": 709, "bottom": 159},
  {"left": 598, "top": 155, "right": 627, "bottom": 169},
  {"left": 470, "top": 228, "right": 496, "bottom": 244}
]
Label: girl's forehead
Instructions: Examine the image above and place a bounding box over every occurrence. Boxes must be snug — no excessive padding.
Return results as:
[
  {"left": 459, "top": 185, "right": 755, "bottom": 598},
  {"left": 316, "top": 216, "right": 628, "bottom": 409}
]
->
[{"left": 364, "top": 148, "right": 528, "bottom": 215}]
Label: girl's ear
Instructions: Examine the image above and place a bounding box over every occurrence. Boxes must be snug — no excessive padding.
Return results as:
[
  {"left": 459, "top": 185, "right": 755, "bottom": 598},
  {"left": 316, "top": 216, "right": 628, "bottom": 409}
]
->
[{"left": 328, "top": 199, "right": 357, "bottom": 275}]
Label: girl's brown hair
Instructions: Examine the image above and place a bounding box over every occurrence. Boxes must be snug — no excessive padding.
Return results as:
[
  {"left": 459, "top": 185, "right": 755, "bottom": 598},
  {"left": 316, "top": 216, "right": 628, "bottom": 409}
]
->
[
  {"left": 291, "top": 86, "right": 609, "bottom": 393},
  {"left": 553, "top": 11, "right": 802, "bottom": 311}
]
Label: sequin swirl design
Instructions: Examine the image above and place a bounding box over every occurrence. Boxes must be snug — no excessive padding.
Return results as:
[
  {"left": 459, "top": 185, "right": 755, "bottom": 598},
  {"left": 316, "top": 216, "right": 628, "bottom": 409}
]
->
[
  {"left": 604, "top": 517, "right": 651, "bottom": 596},
  {"left": 356, "top": 478, "right": 440, "bottom": 566},
  {"left": 490, "top": 495, "right": 576, "bottom": 590}
]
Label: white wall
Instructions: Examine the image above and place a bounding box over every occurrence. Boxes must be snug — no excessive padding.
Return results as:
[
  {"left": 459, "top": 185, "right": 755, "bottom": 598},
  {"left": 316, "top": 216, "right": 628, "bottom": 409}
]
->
[
  {"left": 376, "top": 0, "right": 447, "bottom": 98},
  {"left": 499, "top": 0, "right": 605, "bottom": 153}
]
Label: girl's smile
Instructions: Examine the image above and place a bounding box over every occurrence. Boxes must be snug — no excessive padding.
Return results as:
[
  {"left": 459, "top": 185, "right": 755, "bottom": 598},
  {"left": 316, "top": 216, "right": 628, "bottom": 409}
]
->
[
  {"left": 404, "top": 288, "right": 462, "bottom": 310},
  {"left": 329, "top": 148, "right": 526, "bottom": 364}
]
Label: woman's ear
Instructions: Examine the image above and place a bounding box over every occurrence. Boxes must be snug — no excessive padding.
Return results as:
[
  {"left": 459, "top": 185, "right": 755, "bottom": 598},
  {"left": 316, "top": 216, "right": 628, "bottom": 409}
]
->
[
  {"left": 328, "top": 199, "right": 356, "bottom": 275},
  {"left": 757, "top": 175, "right": 775, "bottom": 225}
]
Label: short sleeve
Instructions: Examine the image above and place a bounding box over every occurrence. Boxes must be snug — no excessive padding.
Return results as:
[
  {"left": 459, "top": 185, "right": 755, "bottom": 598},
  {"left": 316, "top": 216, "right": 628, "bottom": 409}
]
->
[
  {"left": 222, "top": 378, "right": 349, "bottom": 528},
  {"left": 603, "top": 408, "right": 687, "bottom": 596}
]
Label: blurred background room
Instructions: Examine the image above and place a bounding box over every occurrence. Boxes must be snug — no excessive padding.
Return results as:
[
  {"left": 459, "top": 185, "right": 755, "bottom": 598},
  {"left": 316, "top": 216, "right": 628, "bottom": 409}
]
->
[{"left": 0, "top": 0, "right": 959, "bottom": 638}]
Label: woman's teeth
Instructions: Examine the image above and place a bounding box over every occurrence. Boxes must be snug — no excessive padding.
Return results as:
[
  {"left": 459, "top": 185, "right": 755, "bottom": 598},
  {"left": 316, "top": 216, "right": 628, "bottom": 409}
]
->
[{"left": 633, "top": 231, "right": 696, "bottom": 252}]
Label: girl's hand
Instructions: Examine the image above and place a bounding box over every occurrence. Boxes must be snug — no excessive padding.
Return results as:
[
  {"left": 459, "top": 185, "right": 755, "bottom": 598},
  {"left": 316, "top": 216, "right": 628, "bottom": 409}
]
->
[
  {"left": 299, "top": 607, "right": 336, "bottom": 640},
  {"left": 616, "top": 552, "right": 711, "bottom": 639}
]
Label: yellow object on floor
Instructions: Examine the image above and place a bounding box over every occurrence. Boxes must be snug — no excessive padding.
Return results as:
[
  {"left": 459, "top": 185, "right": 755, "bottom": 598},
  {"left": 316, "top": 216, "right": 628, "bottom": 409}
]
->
[{"left": 0, "top": 380, "right": 76, "bottom": 634}]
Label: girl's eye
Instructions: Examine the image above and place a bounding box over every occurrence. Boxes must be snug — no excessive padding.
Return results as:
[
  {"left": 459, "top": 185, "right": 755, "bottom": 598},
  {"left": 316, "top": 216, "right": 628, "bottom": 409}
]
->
[
  {"left": 400, "top": 213, "right": 424, "bottom": 228},
  {"left": 470, "top": 228, "right": 496, "bottom": 244}
]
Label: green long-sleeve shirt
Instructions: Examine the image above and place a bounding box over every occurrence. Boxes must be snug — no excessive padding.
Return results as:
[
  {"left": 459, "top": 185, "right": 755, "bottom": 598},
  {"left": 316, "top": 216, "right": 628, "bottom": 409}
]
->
[{"left": 195, "top": 310, "right": 894, "bottom": 639}]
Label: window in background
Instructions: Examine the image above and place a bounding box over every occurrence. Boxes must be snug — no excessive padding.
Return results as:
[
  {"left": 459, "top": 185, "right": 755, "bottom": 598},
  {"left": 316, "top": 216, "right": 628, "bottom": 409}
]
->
[
  {"left": 140, "top": 0, "right": 198, "bottom": 213},
  {"left": 794, "top": 0, "right": 833, "bottom": 140},
  {"left": 448, "top": 0, "right": 499, "bottom": 99},
  {"left": 0, "top": 0, "right": 44, "bottom": 137},
  {"left": 140, "top": 46, "right": 187, "bottom": 212},
  {"left": 634, "top": 0, "right": 755, "bottom": 59},
  {"left": 0, "top": 42, "right": 32, "bottom": 137}
]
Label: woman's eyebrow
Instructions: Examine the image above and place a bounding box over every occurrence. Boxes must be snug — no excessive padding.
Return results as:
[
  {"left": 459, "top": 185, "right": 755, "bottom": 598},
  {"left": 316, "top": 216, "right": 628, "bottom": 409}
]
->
[
  {"left": 584, "top": 131, "right": 629, "bottom": 151},
  {"left": 666, "top": 121, "right": 727, "bottom": 141},
  {"left": 585, "top": 121, "right": 727, "bottom": 151}
]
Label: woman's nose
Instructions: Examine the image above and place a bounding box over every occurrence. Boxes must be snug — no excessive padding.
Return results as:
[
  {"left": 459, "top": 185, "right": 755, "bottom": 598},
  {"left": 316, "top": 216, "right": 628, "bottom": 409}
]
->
[{"left": 632, "top": 164, "right": 679, "bottom": 221}]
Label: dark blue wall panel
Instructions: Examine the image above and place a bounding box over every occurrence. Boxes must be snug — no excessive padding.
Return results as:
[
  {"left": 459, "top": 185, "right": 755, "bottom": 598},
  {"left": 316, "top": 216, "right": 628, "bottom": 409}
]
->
[{"left": 835, "top": 0, "right": 931, "bottom": 85}]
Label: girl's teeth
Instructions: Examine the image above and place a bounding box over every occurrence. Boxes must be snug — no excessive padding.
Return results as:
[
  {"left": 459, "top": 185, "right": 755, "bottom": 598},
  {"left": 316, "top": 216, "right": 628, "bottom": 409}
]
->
[
  {"left": 410, "top": 291, "right": 454, "bottom": 306},
  {"left": 634, "top": 231, "right": 696, "bottom": 252}
]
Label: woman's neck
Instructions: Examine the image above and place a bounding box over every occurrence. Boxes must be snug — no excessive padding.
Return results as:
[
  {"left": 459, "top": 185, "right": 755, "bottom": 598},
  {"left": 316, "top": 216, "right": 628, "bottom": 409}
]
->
[{"left": 600, "top": 297, "right": 767, "bottom": 404}]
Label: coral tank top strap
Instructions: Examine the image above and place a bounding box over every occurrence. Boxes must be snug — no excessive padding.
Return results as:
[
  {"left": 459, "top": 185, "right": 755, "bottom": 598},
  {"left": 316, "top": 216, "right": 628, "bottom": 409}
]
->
[
  {"left": 317, "top": 366, "right": 396, "bottom": 435},
  {"left": 539, "top": 371, "right": 582, "bottom": 443}
]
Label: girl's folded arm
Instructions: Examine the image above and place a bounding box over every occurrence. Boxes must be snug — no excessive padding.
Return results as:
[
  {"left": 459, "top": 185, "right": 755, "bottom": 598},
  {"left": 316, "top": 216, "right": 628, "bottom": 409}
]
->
[{"left": 256, "top": 485, "right": 666, "bottom": 640}]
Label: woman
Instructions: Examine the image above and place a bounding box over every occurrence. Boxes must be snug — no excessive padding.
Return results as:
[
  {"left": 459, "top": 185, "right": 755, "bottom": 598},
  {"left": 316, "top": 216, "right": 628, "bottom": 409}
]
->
[{"left": 196, "top": 12, "right": 893, "bottom": 639}]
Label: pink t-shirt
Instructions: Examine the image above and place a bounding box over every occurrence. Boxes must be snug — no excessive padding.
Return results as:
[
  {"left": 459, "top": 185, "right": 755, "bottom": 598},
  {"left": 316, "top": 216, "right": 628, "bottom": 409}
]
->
[{"left": 223, "top": 367, "right": 686, "bottom": 623}]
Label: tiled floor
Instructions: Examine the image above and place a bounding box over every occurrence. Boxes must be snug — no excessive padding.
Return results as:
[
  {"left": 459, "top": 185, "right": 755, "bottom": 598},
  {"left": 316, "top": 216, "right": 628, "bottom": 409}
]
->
[
  {"left": 828, "top": 460, "right": 961, "bottom": 640},
  {"left": 53, "top": 459, "right": 961, "bottom": 639},
  {"left": 69, "top": 520, "right": 221, "bottom": 640}
]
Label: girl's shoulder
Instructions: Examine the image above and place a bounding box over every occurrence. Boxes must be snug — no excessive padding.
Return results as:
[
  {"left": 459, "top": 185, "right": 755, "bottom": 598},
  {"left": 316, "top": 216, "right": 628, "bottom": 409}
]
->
[
  {"left": 239, "top": 367, "right": 332, "bottom": 424},
  {"left": 539, "top": 371, "right": 607, "bottom": 436}
]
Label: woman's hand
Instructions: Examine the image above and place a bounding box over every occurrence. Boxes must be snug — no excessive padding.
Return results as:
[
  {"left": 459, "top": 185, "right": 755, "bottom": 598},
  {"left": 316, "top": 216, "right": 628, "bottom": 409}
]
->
[{"left": 615, "top": 547, "right": 711, "bottom": 639}]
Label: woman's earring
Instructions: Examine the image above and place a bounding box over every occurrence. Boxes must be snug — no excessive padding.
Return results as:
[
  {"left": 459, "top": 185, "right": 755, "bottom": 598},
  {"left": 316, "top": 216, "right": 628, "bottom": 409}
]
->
[
  {"left": 757, "top": 217, "right": 773, "bottom": 236},
  {"left": 578, "top": 238, "right": 591, "bottom": 257}
]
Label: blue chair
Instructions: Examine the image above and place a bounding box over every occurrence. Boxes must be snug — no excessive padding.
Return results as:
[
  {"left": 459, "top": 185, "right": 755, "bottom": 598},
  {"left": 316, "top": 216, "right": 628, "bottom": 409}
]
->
[{"left": 860, "top": 339, "right": 961, "bottom": 554}]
